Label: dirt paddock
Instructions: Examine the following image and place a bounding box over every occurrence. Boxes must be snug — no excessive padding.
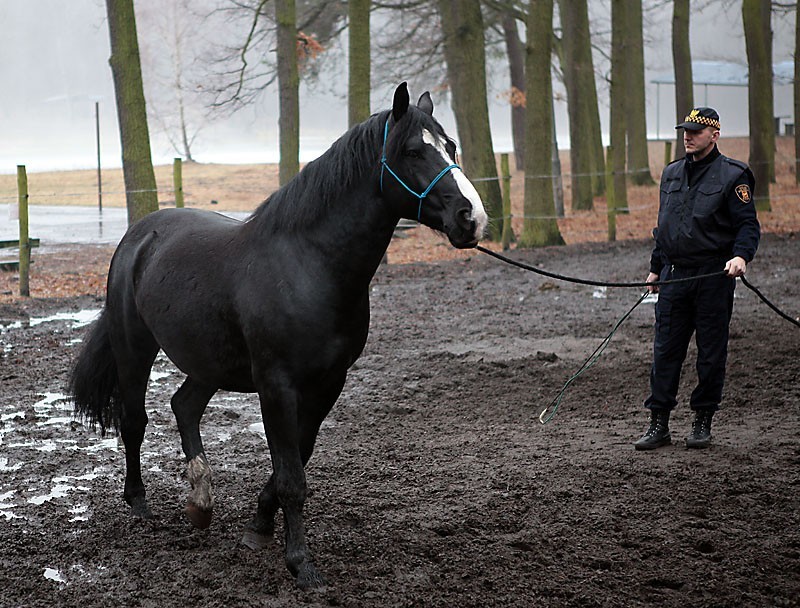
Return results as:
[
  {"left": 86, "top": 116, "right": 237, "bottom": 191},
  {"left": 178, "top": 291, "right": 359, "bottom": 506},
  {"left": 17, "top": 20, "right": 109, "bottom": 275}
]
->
[{"left": 1, "top": 233, "right": 798, "bottom": 607}]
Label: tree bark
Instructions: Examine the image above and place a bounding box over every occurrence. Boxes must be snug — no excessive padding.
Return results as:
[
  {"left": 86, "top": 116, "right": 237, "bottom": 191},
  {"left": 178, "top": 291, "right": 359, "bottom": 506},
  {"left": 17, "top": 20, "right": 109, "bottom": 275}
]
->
[
  {"left": 501, "top": 14, "right": 526, "bottom": 171},
  {"left": 348, "top": 0, "right": 371, "bottom": 127},
  {"left": 559, "top": 0, "right": 601, "bottom": 210},
  {"left": 437, "top": 0, "right": 503, "bottom": 240},
  {"left": 742, "top": 0, "right": 772, "bottom": 210},
  {"left": 625, "top": 0, "right": 653, "bottom": 185},
  {"left": 609, "top": 0, "right": 628, "bottom": 228},
  {"left": 795, "top": 0, "right": 800, "bottom": 184},
  {"left": 520, "top": 0, "right": 564, "bottom": 247},
  {"left": 276, "top": 0, "right": 299, "bottom": 186},
  {"left": 671, "top": 0, "right": 693, "bottom": 160},
  {"left": 106, "top": 0, "right": 159, "bottom": 225}
]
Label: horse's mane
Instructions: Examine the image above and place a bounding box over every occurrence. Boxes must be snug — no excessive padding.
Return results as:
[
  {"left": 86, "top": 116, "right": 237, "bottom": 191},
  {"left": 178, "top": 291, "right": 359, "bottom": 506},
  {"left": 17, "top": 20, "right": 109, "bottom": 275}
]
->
[{"left": 247, "top": 106, "right": 446, "bottom": 232}]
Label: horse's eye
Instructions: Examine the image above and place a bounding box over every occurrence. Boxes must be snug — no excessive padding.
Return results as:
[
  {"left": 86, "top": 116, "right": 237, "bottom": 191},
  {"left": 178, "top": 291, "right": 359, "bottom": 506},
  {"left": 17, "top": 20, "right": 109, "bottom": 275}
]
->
[{"left": 404, "top": 149, "right": 421, "bottom": 159}]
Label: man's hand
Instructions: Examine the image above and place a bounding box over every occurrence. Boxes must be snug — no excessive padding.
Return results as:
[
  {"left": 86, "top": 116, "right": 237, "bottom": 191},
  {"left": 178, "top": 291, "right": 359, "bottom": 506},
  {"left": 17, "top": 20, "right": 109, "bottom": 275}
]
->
[
  {"left": 725, "top": 256, "right": 747, "bottom": 277},
  {"left": 646, "top": 272, "right": 660, "bottom": 293}
]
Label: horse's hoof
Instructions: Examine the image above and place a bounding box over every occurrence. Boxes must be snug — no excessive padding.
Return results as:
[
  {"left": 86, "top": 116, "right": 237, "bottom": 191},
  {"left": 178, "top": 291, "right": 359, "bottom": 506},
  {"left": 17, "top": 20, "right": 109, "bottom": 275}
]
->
[
  {"left": 185, "top": 502, "right": 213, "bottom": 529},
  {"left": 296, "top": 562, "right": 327, "bottom": 592},
  {"left": 128, "top": 495, "right": 153, "bottom": 519},
  {"left": 241, "top": 528, "right": 272, "bottom": 550}
]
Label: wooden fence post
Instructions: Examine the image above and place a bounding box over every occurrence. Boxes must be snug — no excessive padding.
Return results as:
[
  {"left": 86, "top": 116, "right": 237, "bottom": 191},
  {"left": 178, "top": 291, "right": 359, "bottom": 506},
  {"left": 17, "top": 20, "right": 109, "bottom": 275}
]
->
[
  {"left": 17, "top": 165, "right": 30, "bottom": 297},
  {"left": 173, "top": 158, "right": 184, "bottom": 208},
  {"left": 500, "top": 153, "right": 513, "bottom": 251},
  {"left": 605, "top": 147, "right": 616, "bottom": 242}
]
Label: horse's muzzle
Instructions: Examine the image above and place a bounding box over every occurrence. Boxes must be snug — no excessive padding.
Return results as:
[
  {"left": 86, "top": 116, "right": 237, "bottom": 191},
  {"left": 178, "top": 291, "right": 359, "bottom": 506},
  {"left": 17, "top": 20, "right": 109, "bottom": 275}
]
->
[{"left": 447, "top": 208, "right": 482, "bottom": 248}]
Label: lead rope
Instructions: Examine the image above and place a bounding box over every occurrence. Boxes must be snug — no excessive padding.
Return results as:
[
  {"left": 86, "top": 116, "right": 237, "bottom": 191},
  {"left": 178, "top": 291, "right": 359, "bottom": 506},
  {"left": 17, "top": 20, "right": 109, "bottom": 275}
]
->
[
  {"left": 475, "top": 246, "right": 799, "bottom": 423},
  {"left": 539, "top": 291, "right": 649, "bottom": 424}
]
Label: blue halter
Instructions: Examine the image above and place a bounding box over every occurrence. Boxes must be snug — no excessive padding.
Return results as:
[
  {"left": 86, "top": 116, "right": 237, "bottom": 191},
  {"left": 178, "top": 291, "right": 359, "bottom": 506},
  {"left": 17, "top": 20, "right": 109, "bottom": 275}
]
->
[{"left": 379, "top": 119, "right": 460, "bottom": 222}]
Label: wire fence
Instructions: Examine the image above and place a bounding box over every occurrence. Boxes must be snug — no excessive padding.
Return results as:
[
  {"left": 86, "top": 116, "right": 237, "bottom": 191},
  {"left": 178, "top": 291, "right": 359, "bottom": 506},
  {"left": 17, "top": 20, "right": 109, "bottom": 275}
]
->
[{"left": 2, "top": 145, "right": 800, "bottom": 230}]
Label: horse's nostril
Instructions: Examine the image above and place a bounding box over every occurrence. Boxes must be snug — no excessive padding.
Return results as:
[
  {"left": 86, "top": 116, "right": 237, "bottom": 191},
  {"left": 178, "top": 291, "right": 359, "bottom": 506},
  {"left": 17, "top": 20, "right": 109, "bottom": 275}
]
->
[{"left": 458, "top": 208, "right": 472, "bottom": 224}]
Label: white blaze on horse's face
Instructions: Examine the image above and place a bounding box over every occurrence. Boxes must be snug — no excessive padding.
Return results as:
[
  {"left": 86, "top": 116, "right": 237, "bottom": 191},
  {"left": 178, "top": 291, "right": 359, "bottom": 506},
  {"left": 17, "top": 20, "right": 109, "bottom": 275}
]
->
[{"left": 422, "top": 129, "right": 489, "bottom": 239}]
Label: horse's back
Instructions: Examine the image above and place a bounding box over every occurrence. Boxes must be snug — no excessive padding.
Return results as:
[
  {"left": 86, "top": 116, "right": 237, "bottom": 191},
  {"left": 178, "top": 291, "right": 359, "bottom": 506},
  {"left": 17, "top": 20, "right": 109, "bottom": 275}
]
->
[{"left": 111, "top": 208, "right": 243, "bottom": 278}]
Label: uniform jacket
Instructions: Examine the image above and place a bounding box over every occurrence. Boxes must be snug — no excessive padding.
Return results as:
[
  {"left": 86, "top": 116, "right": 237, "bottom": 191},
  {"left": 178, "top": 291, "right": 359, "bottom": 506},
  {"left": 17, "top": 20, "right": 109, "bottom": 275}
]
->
[{"left": 650, "top": 145, "right": 760, "bottom": 273}]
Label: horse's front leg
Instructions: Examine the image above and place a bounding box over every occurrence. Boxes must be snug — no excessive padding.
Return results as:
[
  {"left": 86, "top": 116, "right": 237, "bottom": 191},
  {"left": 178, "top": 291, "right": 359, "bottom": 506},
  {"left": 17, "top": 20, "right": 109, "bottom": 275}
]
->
[
  {"left": 243, "top": 374, "right": 345, "bottom": 554},
  {"left": 254, "top": 376, "right": 327, "bottom": 590}
]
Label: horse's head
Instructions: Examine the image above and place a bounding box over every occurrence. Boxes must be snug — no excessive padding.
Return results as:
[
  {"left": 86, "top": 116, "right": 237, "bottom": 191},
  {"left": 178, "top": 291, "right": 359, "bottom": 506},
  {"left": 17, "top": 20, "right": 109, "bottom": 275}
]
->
[{"left": 380, "top": 83, "right": 488, "bottom": 249}]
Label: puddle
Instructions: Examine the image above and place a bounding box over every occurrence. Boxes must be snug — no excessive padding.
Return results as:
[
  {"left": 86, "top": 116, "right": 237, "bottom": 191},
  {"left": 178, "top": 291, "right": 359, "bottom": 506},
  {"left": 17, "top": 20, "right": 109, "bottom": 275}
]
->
[
  {"left": 69, "top": 505, "right": 89, "bottom": 522},
  {"left": 0, "top": 308, "right": 101, "bottom": 331},
  {"left": 247, "top": 422, "right": 267, "bottom": 439},
  {"left": 1, "top": 410, "right": 25, "bottom": 422},
  {"left": 0, "top": 457, "right": 23, "bottom": 472},
  {"left": 43, "top": 568, "right": 66, "bottom": 583},
  {"left": 149, "top": 370, "right": 171, "bottom": 383},
  {"left": 34, "top": 392, "right": 69, "bottom": 409},
  {"left": 28, "top": 484, "right": 73, "bottom": 505},
  {"left": 30, "top": 309, "right": 101, "bottom": 328}
]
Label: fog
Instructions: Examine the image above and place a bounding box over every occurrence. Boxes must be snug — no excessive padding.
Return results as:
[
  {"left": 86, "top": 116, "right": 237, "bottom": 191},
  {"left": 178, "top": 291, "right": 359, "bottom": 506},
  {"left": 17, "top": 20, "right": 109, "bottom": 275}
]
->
[{"left": 0, "top": 0, "right": 795, "bottom": 174}]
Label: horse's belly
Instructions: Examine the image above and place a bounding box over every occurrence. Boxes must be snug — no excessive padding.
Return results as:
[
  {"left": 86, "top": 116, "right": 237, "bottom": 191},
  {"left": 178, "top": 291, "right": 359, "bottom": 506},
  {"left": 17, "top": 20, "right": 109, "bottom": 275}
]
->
[{"left": 147, "top": 313, "right": 255, "bottom": 391}]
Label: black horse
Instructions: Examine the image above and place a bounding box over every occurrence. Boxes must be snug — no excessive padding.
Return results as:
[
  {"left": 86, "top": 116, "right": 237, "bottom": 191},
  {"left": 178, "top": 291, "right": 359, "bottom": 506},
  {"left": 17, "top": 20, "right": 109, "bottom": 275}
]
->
[{"left": 69, "top": 83, "right": 487, "bottom": 589}]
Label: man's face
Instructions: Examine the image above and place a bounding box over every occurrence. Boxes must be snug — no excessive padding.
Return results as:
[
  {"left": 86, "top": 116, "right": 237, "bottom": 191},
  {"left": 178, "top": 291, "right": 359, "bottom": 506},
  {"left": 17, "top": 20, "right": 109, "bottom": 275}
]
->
[{"left": 683, "top": 126, "right": 719, "bottom": 159}]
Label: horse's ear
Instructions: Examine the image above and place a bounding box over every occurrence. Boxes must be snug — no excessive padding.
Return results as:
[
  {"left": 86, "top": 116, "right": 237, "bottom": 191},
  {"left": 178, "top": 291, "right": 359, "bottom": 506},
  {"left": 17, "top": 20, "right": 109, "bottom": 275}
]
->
[
  {"left": 392, "top": 82, "right": 410, "bottom": 122},
  {"left": 417, "top": 92, "right": 433, "bottom": 116}
]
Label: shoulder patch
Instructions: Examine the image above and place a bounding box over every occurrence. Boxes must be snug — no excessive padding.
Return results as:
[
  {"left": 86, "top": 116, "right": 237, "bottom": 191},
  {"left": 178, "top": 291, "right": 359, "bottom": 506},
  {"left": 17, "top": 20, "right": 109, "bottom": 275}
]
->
[{"left": 735, "top": 184, "right": 751, "bottom": 203}]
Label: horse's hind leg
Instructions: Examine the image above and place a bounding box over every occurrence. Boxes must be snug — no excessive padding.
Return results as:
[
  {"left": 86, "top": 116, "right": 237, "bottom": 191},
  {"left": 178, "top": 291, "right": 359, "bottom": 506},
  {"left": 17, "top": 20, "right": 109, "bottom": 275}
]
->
[
  {"left": 115, "top": 342, "right": 160, "bottom": 518},
  {"left": 170, "top": 377, "right": 217, "bottom": 529}
]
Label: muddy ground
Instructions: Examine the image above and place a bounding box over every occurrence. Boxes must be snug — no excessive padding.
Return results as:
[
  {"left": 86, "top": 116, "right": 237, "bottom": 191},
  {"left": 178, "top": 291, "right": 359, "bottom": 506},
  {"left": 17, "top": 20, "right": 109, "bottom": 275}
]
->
[{"left": 0, "top": 234, "right": 798, "bottom": 607}]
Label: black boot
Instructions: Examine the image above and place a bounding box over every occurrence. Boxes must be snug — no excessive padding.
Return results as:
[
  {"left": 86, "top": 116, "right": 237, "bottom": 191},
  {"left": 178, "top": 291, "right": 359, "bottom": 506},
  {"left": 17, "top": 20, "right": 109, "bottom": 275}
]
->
[
  {"left": 686, "top": 409, "right": 714, "bottom": 449},
  {"left": 634, "top": 409, "right": 671, "bottom": 450}
]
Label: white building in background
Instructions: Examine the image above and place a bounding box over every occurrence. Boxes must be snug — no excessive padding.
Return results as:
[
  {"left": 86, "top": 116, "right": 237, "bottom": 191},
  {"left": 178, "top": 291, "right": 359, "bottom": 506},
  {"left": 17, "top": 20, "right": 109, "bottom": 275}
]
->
[{"left": 650, "top": 61, "right": 795, "bottom": 140}]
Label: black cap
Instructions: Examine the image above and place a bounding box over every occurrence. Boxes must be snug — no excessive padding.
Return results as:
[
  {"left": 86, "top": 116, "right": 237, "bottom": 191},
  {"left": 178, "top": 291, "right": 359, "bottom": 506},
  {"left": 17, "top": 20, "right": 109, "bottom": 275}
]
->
[{"left": 675, "top": 107, "right": 721, "bottom": 131}]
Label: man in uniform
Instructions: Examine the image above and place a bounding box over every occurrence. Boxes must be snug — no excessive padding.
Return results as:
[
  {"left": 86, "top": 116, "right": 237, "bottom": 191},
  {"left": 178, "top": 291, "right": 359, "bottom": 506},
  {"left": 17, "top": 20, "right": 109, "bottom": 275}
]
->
[{"left": 635, "top": 107, "right": 760, "bottom": 450}]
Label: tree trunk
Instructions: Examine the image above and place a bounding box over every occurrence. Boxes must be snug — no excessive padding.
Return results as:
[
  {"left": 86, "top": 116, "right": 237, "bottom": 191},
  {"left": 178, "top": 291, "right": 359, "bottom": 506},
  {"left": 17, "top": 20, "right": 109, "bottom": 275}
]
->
[
  {"left": 672, "top": 0, "right": 692, "bottom": 161},
  {"left": 437, "top": 0, "right": 503, "bottom": 240},
  {"left": 625, "top": 0, "right": 653, "bottom": 185},
  {"left": 795, "top": 0, "right": 799, "bottom": 184},
  {"left": 276, "top": 0, "right": 299, "bottom": 186},
  {"left": 609, "top": 0, "right": 628, "bottom": 228},
  {"left": 348, "top": 0, "right": 371, "bottom": 127},
  {"left": 742, "top": 0, "right": 772, "bottom": 211},
  {"left": 559, "top": 0, "right": 599, "bottom": 210},
  {"left": 520, "top": 0, "right": 564, "bottom": 247},
  {"left": 105, "top": 0, "right": 159, "bottom": 225},
  {"left": 501, "top": 14, "right": 526, "bottom": 171}
]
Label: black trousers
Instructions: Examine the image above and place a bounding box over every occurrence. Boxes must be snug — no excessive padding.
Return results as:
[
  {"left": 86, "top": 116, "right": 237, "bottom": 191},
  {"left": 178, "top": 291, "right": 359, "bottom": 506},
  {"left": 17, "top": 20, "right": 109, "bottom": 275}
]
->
[{"left": 644, "top": 264, "right": 736, "bottom": 412}]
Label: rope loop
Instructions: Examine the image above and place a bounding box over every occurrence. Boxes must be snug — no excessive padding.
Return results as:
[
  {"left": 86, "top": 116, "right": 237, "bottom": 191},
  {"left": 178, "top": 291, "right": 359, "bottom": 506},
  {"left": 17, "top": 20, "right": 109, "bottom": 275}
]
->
[{"left": 380, "top": 119, "right": 460, "bottom": 221}]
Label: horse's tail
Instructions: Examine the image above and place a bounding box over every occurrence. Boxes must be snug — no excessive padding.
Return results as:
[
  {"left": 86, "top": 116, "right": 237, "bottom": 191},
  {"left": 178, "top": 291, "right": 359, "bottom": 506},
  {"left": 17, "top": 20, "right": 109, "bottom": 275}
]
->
[{"left": 69, "top": 308, "right": 121, "bottom": 435}]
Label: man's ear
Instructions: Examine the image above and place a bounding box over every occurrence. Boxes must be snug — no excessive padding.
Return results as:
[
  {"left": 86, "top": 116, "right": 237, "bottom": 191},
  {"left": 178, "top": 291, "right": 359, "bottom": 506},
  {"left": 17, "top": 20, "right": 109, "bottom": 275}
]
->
[
  {"left": 392, "top": 82, "right": 410, "bottom": 122},
  {"left": 417, "top": 91, "right": 433, "bottom": 116}
]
